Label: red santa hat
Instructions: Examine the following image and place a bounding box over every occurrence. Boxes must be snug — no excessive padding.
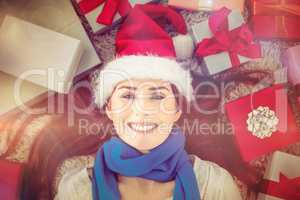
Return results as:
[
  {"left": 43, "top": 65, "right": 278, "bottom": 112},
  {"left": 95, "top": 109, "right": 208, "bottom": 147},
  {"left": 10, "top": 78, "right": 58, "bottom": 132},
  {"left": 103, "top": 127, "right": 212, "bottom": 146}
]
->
[{"left": 94, "top": 4, "right": 195, "bottom": 108}]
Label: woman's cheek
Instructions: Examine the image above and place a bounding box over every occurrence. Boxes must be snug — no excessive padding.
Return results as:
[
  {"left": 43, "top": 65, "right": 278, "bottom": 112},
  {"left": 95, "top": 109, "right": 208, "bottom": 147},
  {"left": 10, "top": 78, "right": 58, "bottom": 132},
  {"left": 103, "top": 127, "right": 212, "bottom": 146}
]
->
[
  {"left": 160, "top": 97, "right": 177, "bottom": 114},
  {"left": 111, "top": 99, "right": 133, "bottom": 114}
]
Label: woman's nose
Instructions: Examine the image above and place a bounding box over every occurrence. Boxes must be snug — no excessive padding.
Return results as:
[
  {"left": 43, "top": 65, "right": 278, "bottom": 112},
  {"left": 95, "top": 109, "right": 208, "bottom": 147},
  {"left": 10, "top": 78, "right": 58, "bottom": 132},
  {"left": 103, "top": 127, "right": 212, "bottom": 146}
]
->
[{"left": 132, "top": 96, "right": 155, "bottom": 115}]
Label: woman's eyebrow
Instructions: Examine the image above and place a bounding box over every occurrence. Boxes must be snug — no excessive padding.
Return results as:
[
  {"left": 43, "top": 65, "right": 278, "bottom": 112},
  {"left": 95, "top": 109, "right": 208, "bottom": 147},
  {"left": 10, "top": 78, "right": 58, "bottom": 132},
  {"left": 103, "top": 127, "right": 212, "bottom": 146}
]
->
[
  {"left": 117, "top": 86, "right": 169, "bottom": 91},
  {"left": 148, "top": 86, "right": 169, "bottom": 91},
  {"left": 117, "top": 86, "right": 137, "bottom": 90}
]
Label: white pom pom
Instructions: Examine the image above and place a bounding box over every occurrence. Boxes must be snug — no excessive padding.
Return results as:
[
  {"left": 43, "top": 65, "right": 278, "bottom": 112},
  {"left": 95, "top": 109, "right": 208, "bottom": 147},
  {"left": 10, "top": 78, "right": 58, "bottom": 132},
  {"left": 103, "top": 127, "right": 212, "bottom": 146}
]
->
[{"left": 172, "top": 34, "right": 195, "bottom": 60}]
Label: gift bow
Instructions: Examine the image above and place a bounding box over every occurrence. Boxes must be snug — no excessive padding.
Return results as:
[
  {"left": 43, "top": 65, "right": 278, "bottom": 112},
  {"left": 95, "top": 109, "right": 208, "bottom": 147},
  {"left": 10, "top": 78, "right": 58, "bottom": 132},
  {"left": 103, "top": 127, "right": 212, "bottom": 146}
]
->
[
  {"left": 196, "top": 7, "right": 261, "bottom": 67},
  {"left": 79, "top": 0, "right": 132, "bottom": 25},
  {"left": 253, "top": 0, "right": 300, "bottom": 16},
  {"left": 260, "top": 172, "right": 300, "bottom": 200}
]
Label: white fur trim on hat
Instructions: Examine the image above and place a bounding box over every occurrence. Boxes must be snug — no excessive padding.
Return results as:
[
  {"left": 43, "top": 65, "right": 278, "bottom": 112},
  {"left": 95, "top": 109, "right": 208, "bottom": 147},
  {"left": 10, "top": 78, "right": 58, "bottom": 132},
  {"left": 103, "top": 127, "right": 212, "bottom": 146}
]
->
[{"left": 93, "top": 55, "right": 194, "bottom": 108}]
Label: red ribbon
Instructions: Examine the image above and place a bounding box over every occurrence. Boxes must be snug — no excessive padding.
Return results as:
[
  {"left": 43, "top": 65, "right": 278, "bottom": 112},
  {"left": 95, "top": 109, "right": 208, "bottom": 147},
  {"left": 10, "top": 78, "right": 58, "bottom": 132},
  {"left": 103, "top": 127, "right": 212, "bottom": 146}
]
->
[
  {"left": 196, "top": 7, "right": 261, "bottom": 67},
  {"left": 78, "top": 0, "right": 132, "bottom": 25},
  {"left": 260, "top": 173, "right": 300, "bottom": 200}
]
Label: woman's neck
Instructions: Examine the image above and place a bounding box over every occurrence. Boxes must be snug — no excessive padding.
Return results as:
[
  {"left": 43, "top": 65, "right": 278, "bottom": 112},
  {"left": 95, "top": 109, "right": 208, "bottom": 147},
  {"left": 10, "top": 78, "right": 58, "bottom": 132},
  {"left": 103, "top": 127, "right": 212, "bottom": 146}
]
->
[
  {"left": 139, "top": 149, "right": 150, "bottom": 154},
  {"left": 117, "top": 174, "right": 175, "bottom": 194},
  {"left": 118, "top": 175, "right": 155, "bottom": 187}
]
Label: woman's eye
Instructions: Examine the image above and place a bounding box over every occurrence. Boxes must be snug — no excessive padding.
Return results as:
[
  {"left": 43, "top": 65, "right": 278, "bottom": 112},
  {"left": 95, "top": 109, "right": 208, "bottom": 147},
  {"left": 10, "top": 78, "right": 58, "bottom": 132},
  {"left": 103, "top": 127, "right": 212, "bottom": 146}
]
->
[
  {"left": 150, "top": 95, "right": 165, "bottom": 100},
  {"left": 121, "top": 94, "right": 135, "bottom": 99}
]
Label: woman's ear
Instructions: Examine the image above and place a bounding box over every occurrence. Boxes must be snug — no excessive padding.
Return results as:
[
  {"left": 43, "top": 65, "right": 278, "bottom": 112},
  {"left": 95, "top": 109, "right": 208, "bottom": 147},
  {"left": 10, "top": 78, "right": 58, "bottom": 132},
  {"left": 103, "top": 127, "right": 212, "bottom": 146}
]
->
[
  {"left": 173, "top": 109, "right": 182, "bottom": 122},
  {"left": 105, "top": 101, "right": 113, "bottom": 121}
]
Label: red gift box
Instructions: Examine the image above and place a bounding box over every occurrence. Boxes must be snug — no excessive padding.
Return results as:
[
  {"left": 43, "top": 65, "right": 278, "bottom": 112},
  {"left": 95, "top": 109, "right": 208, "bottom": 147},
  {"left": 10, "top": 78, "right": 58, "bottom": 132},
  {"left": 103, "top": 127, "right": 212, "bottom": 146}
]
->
[
  {"left": 73, "top": 0, "right": 159, "bottom": 34},
  {"left": 0, "top": 160, "right": 23, "bottom": 200},
  {"left": 193, "top": 7, "right": 261, "bottom": 75},
  {"left": 225, "top": 84, "right": 300, "bottom": 162},
  {"left": 258, "top": 151, "right": 300, "bottom": 200},
  {"left": 250, "top": 0, "right": 300, "bottom": 40}
]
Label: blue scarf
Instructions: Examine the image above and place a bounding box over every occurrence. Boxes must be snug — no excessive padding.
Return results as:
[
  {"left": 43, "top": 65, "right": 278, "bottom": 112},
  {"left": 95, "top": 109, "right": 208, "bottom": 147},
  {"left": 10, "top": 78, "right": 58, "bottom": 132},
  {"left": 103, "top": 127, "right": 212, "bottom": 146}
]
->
[{"left": 92, "top": 128, "right": 201, "bottom": 200}]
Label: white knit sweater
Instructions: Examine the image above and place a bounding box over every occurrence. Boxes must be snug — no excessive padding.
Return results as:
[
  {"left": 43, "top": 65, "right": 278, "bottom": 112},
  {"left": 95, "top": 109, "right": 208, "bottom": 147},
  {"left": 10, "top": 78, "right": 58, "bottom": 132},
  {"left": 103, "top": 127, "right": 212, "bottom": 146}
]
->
[{"left": 55, "top": 155, "right": 242, "bottom": 200}]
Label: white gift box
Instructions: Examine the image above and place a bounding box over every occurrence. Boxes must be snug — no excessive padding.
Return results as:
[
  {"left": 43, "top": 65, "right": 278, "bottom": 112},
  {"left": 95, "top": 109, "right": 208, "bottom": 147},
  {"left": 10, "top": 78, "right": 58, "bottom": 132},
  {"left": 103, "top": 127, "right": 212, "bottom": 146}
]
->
[
  {"left": 0, "top": 0, "right": 102, "bottom": 76},
  {"left": 257, "top": 151, "right": 300, "bottom": 200},
  {"left": 0, "top": 15, "right": 84, "bottom": 93},
  {"left": 191, "top": 10, "right": 255, "bottom": 75},
  {"left": 75, "top": 0, "right": 155, "bottom": 34}
]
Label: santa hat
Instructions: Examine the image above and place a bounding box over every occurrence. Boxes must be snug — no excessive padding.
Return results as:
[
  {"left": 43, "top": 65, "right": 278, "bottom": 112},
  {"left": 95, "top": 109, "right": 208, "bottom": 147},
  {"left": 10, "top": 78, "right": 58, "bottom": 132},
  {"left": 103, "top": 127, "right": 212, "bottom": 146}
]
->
[{"left": 94, "top": 4, "right": 195, "bottom": 108}]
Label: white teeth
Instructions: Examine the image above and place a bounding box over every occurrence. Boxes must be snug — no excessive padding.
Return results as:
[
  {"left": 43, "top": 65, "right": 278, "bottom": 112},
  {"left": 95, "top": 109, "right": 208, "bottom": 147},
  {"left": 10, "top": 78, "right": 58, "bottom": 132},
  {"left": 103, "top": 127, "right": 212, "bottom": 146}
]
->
[{"left": 129, "top": 123, "right": 157, "bottom": 132}]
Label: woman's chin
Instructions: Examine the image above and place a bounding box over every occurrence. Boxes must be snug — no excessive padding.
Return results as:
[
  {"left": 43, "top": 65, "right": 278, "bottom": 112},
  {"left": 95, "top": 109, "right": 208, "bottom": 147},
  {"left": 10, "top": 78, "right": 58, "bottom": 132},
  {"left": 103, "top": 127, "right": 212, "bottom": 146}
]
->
[
  {"left": 125, "top": 136, "right": 168, "bottom": 152},
  {"left": 126, "top": 139, "right": 156, "bottom": 151},
  {"left": 118, "top": 124, "right": 171, "bottom": 152}
]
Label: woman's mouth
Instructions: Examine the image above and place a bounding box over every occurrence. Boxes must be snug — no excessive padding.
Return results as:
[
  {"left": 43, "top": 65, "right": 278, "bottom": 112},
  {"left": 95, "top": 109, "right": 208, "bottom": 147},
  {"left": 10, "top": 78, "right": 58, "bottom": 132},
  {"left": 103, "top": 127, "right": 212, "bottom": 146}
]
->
[{"left": 127, "top": 122, "right": 158, "bottom": 134}]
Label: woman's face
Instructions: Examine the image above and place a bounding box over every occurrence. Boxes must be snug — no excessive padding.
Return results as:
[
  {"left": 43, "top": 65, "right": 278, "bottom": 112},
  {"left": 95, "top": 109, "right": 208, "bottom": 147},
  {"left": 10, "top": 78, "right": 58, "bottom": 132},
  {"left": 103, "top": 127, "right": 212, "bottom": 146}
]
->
[{"left": 105, "top": 79, "right": 182, "bottom": 152}]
